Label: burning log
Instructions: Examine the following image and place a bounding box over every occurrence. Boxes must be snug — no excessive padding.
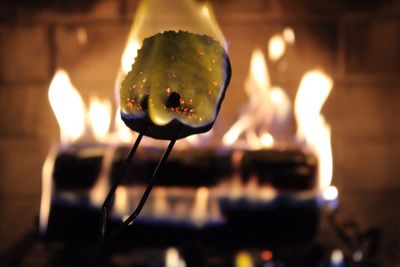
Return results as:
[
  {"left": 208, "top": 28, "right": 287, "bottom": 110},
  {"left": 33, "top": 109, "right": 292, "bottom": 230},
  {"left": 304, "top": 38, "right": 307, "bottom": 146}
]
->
[
  {"left": 53, "top": 146, "right": 105, "bottom": 190},
  {"left": 242, "top": 149, "right": 317, "bottom": 190},
  {"left": 111, "top": 147, "right": 233, "bottom": 187}
]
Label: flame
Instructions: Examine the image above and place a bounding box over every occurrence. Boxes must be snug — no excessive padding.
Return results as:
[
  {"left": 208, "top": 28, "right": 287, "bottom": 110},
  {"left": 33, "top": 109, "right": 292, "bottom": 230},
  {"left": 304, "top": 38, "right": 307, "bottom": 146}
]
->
[
  {"left": 191, "top": 187, "right": 209, "bottom": 226},
  {"left": 223, "top": 50, "right": 291, "bottom": 149},
  {"left": 295, "top": 70, "right": 333, "bottom": 190},
  {"left": 268, "top": 34, "right": 286, "bottom": 61},
  {"left": 119, "top": 0, "right": 226, "bottom": 79},
  {"left": 89, "top": 147, "right": 115, "bottom": 206},
  {"left": 153, "top": 188, "right": 169, "bottom": 217},
  {"left": 39, "top": 145, "right": 57, "bottom": 235},
  {"left": 121, "top": 40, "right": 140, "bottom": 75},
  {"left": 114, "top": 108, "right": 135, "bottom": 143},
  {"left": 114, "top": 186, "right": 129, "bottom": 217},
  {"left": 88, "top": 97, "right": 112, "bottom": 142},
  {"left": 235, "top": 251, "right": 254, "bottom": 267},
  {"left": 48, "top": 69, "right": 86, "bottom": 145},
  {"left": 126, "top": 0, "right": 226, "bottom": 49},
  {"left": 282, "top": 27, "right": 295, "bottom": 44},
  {"left": 322, "top": 185, "right": 339, "bottom": 201},
  {"left": 165, "top": 247, "right": 187, "bottom": 267},
  {"left": 115, "top": 0, "right": 226, "bottom": 146}
]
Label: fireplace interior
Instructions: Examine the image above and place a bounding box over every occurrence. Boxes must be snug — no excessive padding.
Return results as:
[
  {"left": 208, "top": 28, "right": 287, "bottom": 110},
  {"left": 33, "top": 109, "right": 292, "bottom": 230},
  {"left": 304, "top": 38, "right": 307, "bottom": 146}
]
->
[{"left": 1, "top": 0, "right": 400, "bottom": 267}]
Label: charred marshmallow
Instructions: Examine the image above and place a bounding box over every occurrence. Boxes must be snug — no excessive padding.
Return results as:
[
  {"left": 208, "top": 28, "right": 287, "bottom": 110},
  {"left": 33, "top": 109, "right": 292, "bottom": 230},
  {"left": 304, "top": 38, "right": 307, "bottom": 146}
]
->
[{"left": 120, "top": 31, "right": 231, "bottom": 140}]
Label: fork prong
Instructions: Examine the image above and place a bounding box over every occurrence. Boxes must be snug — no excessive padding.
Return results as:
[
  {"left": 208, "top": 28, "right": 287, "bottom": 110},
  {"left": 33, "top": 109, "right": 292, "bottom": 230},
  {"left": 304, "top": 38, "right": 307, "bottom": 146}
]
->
[{"left": 99, "top": 126, "right": 146, "bottom": 241}]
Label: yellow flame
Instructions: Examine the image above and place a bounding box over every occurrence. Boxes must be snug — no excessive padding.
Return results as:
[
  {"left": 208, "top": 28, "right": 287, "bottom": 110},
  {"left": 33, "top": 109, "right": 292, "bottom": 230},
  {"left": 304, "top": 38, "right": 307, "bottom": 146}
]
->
[
  {"left": 269, "top": 86, "right": 292, "bottom": 125},
  {"left": 166, "top": 247, "right": 187, "bottom": 267},
  {"left": 39, "top": 145, "right": 57, "bottom": 235},
  {"left": 120, "top": 0, "right": 226, "bottom": 77},
  {"left": 261, "top": 133, "right": 274, "bottom": 147},
  {"left": 268, "top": 34, "right": 286, "bottom": 61},
  {"left": 295, "top": 70, "right": 333, "bottom": 189},
  {"left": 48, "top": 69, "right": 86, "bottom": 144},
  {"left": 114, "top": 186, "right": 129, "bottom": 217},
  {"left": 322, "top": 185, "right": 339, "bottom": 201},
  {"left": 235, "top": 251, "right": 254, "bottom": 267},
  {"left": 153, "top": 188, "right": 169, "bottom": 217},
  {"left": 282, "top": 27, "right": 295, "bottom": 44},
  {"left": 191, "top": 187, "right": 209, "bottom": 226},
  {"left": 247, "top": 49, "right": 270, "bottom": 94},
  {"left": 223, "top": 50, "right": 291, "bottom": 149},
  {"left": 114, "top": 108, "right": 134, "bottom": 143},
  {"left": 121, "top": 40, "right": 140, "bottom": 75},
  {"left": 200, "top": 3, "right": 227, "bottom": 50},
  {"left": 88, "top": 97, "right": 112, "bottom": 142},
  {"left": 89, "top": 147, "right": 114, "bottom": 206}
]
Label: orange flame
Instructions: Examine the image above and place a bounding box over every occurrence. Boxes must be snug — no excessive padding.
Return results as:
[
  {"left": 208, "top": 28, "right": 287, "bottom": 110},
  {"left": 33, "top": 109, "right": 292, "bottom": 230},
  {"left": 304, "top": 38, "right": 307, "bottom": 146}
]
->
[
  {"left": 115, "top": 0, "right": 226, "bottom": 146},
  {"left": 48, "top": 69, "right": 86, "bottom": 145},
  {"left": 223, "top": 50, "right": 291, "bottom": 149},
  {"left": 268, "top": 34, "right": 286, "bottom": 61},
  {"left": 88, "top": 97, "right": 112, "bottom": 142},
  {"left": 191, "top": 187, "right": 209, "bottom": 226},
  {"left": 295, "top": 70, "right": 333, "bottom": 190},
  {"left": 39, "top": 145, "right": 57, "bottom": 235}
]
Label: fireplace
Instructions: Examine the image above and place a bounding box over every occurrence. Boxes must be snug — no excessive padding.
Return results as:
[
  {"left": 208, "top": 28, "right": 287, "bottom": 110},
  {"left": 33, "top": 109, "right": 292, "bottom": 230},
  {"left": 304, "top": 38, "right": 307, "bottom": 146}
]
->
[{"left": 1, "top": 0, "right": 399, "bottom": 267}]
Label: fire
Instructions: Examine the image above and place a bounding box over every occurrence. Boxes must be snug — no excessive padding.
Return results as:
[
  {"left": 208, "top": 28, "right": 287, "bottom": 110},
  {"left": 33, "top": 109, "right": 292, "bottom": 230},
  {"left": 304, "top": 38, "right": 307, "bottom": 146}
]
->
[
  {"left": 295, "top": 70, "right": 333, "bottom": 190},
  {"left": 191, "top": 187, "right": 209, "bottom": 226},
  {"left": 39, "top": 146, "right": 57, "bottom": 235},
  {"left": 48, "top": 69, "right": 86, "bottom": 145},
  {"left": 268, "top": 34, "right": 286, "bottom": 61},
  {"left": 282, "top": 27, "right": 295, "bottom": 44},
  {"left": 119, "top": 0, "right": 226, "bottom": 78},
  {"left": 223, "top": 49, "right": 291, "bottom": 149},
  {"left": 113, "top": 108, "right": 135, "bottom": 143},
  {"left": 116, "top": 0, "right": 226, "bottom": 147},
  {"left": 88, "top": 97, "right": 112, "bottom": 142},
  {"left": 114, "top": 186, "right": 129, "bottom": 217},
  {"left": 165, "top": 247, "right": 187, "bottom": 267}
]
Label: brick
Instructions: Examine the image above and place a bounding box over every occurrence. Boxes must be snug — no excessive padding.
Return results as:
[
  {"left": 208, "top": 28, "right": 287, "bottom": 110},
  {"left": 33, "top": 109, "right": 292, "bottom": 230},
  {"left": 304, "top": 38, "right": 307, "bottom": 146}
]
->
[
  {"left": 332, "top": 137, "right": 400, "bottom": 192},
  {"left": 324, "top": 83, "right": 400, "bottom": 140},
  {"left": 0, "top": 138, "right": 50, "bottom": 195},
  {"left": 14, "top": 0, "right": 121, "bottom": 24},
  {"left": 54, "top": 23, "right": 130, "bottom": 99},
  {"left": 339, "top": 190, "right": 400, "bottom": 265},
  {"left": 345, "top": 18, "right": 400, "bottom": 76},
  {"left": 0, "top": 196, "right": 40, "bottom": 252},
  {"left": 0, "top": 84, "right": 58, "bottom": 139},
  {"left": 0, "top": 24, "right": 51, "bottom": 83}
]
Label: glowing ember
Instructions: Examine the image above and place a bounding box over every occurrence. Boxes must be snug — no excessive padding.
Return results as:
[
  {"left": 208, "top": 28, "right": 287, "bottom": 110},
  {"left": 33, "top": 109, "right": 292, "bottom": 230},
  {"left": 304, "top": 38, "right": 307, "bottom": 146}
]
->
[
  {"left": 48, "top": 69, "right": 86, "bottom": 145},
  {"left": 295, "top": 70, "right": 333, "bottom": 190}
]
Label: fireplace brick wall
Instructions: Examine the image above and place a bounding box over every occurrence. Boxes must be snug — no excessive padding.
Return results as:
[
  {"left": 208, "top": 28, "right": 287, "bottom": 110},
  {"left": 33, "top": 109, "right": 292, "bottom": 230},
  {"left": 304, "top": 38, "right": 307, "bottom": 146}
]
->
[{"left": 1, "top": 0, "right": 399, "bottom": 264}]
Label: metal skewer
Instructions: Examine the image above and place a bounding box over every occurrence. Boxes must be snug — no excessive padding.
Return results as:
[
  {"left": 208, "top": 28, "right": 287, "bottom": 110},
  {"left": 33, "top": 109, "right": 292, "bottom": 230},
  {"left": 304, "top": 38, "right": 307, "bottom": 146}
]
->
[
  {"left": 90, "top": 125, "right": 181, "bottom": 267},
  {"left": 100, "top": 128, "right": 146, "bottom": 241}
]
